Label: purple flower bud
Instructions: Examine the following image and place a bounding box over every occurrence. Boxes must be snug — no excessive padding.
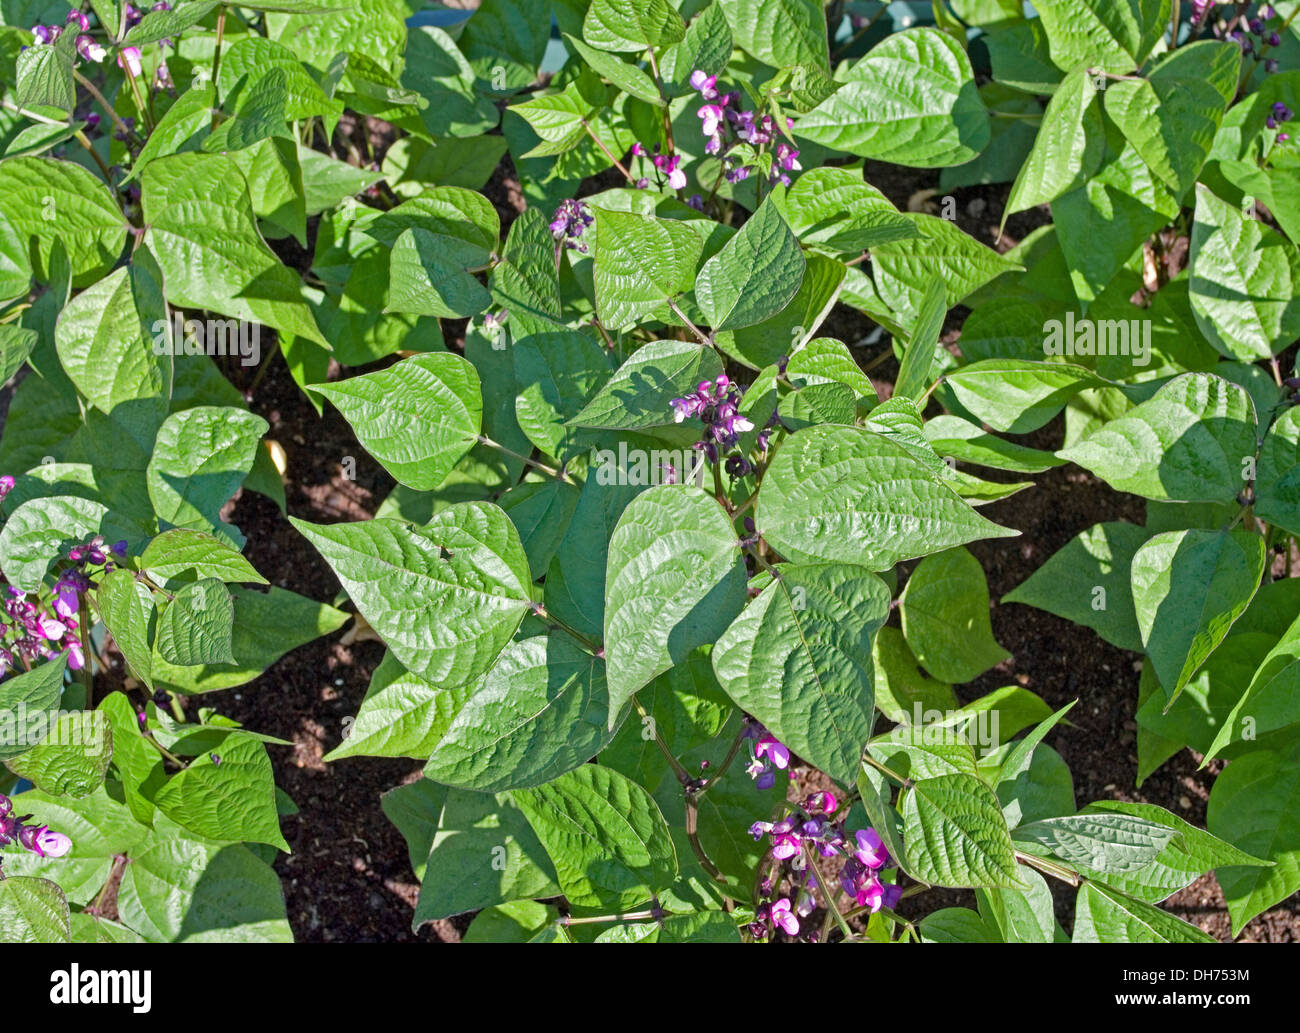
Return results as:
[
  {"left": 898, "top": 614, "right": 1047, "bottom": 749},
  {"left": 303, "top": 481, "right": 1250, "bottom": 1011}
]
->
[
  {"left": 0, "top": 474, "right": 14, "bottom": 498},
  {"left": 67, "top": 10, "right": 90, "bottom": 31}
]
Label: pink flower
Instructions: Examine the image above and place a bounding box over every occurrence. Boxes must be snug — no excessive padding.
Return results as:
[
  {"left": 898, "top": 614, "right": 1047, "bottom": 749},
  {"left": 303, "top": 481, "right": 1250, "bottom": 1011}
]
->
[
  {"left": 770, "top": 897, "right": 799, "bottom": 935},
  {"left": 854, "top": 827, "right": 889, "bottom": 869},
  {"left": 65, "top": 641, "right": 85, "bottom": 671},
  {"left": 35, "top": 615, "right": 66, "bottom": 641},
  {"left": 118, "top": 46, "right": 143, "bottom": 77},
  {"left": 689, "top": 69, "right": 718, "bottom": 99},
  {"left": 76, "top": 34, "right": 106, "bottom": 62},
  {"left": 755, "top": 733, "right": 789, "bottom": 770},
  {"left": 19, "top": 824, "right": 72, "bottom": 858},
  {"left": 698, "top": 104, "right": 724, "bottom": 137}
]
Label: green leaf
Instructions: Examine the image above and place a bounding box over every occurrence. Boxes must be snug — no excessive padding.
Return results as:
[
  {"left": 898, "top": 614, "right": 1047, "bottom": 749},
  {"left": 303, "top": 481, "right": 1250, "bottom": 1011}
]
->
[
  {"left": 1207, "top": 748, "right": 1300, "bottom": 935},
  {"left": 900, "top": 772, "right": 1024, "bottom": 889},
  {"left": 94, "top": 568, "right": 157, "bottom": 691},
  {"left": 99, "top": 692, "right": 165, "bottom": 825},
  {"left": 311, "top": 353, "right": 482, "bottom": 491},
  {"left": 1034, "top": 0, "right": 1169, "bottom": 75},
  {"left": 901, "top": 547, "right": 1010, "bottom": 683},
  {"left": 918, "top": 906, "right": 999, "bottom": 942},
  {"left": 923, "top": 415, "right": 1066, "bottom": 474},
  {"left": 154, "top": 733, "right": 287, "bottom": 850},
  {"left": 512, "top": 764, "right": 677, "bottom": 910},
  {"left": 155, "top": 578, "right": 237, "bottom": 666},
  {"left": 564, "top": 34, "right": 663, "bottom": 105},
  {"left": 1206, "top": 609, "right": 1300, "bottom": 760},
  {"left": 721, "top": 0, "right": 828, "bottom": 72},
  {"left": 55, "top": 262, "right": 171, "bottom": 417},
  {"left": 593, "top": 208, "right": 703, "bottom": 328},
  {"left": 1072, "top": 881, "right": 1215, "bottom": 943},
  {"left": 1006, "top": 67, "right": 1104, "bottom": 216},
  {"left": 659, "top": 2, "right": 733, "bottom": 96},
  {"left": 893, "top": 277, "right": 945, "bottom": 401},
  {"left": 717, "top": 257, "right": 849, "bottom": 372},
  {"left": 381, "top": 778, "right": 560, "bottom": 923},
  {"left": 0, "top": 656, "right": 68, "bottom": 762},
  {"left": 870, "top": 626, "right": 958, "bottom": 725},
  {"left": 583, "top": 0, "right": 685, "bottom": 52},
  {"left": 696, "top": 198, "right": 805, "bottom": 331},
  {"left": 292, "top": 503, "right": 532, "bottom": 687},
  {"left": 712, "top": 564, "right": 889, "bottom": 783},
  {"left": 1058, "top": 372, "right": 1256, "bottom": 502},
  {"left": 116, "top": 815, "right": 292, "bottom": 942},
  {"left": 0, "top": 877, "right": 69, "bottom": 943},
  {"left": 1102, "top": 42, "right": 1238, "bottom": 197},
  {"left": 1078, "top": 800, "right": 1270, "bottom": 903},
  {"left": 0, "top": 496, "right": 112, "bottom": 593},
  {"left": 1256, "top": 407, "right": 1300, "bottom": 535},
  {"left": 1013, "top": 813, "right": 1176, "bottom": 873},
  {"left": 14, "top": 30, "right": 77, "bottom": 113},
  {"left": 151, "top": 586, "right": 348, "bottom": 694},
  {"left": 568, "top": 338, "right": 723, "bottom": 431},
  {"left": 147, "top": 406, "right": 269, "bottom": 529},
  {"left": 945, "top": 360, "right": 1104, "bottom": 434},
  {"left": 424, "top": 634, "right": 621, "bottom": 792},
  {"left": 775, "top": 167, "right": 917, "bottom": 254},
  {"left": 386, "top": 228, "right": 493, "bottom": 319},
  {"left": 756, "top": 424, "right": 1016, "bottom": 570},
  {"left": 978, "top": 867, "right": 1056, "bottom": 943},
  {"left": 604, "top": 485, "right": 746, "bottom": 717},
  {"left": 1189, "top": 184, "right": 1300, "bottom": 361},
  {"left": 1003, "top": 522, "right": 1148, "bottom": 652},
  {"left": 513, "top": 330, "right": 615, "bottom": 459},
  {"left": 9, "top": 711, "right": 111, "bottom": 799},
  {"left": 795, "top": 28, "right": 988, "bottom": 167},
  {"left": 139, "top": 528, "right": 267, "bottom": 586},
  {"left": 1131, "top": 529, "right": 1266, "bottom": 703},
  {"left": 142, "top": 152, "right": 325, "bottom": 346},
  {"left": 326, "top": 652, "right": 463, "bottom": 762}
]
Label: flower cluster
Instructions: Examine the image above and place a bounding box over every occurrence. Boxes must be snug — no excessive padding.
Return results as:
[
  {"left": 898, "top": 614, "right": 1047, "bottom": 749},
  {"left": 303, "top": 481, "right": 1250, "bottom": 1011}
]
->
[
  {"left": 549, "top": 198, "right": 594, "bottom": 253},
  {"left": 748, "top": 789, "right": 903, "bottom": 940},
  {"left": 631, "top": 142, "right": 687, "bottom": 191},
  {"left": 692, "top": 71, "right": 799, "bottom": 185},
  {"left": 0, "top": 793, "right": 72, "bottom": 859},
  {"left": 670, "top": 373, "right": 754, "bottom": 466},
  {"left": 741, "top": 720, "right": 789, "bottom": 789},
  {"left": 1227, "top": 6, "right": 1284, "bottom": 71},
  {"left": 29, "top": 10, "right": 105, "bottom": 62},
  {"left": 0, "top": 531, "right": 123, "bottom": 678}
]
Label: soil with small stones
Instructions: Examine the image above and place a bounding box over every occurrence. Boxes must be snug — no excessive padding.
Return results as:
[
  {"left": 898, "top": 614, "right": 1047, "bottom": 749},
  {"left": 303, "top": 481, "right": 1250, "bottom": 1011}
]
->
[{"left": 9, "top": 147, "right": 1289, "bottom": 943}]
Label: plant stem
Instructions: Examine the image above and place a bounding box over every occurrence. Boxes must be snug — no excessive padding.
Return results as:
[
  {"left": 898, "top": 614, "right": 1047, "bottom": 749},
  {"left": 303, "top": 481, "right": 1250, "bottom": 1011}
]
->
[
  {"left": 633, "top": 696, "right": 693, "bottom": 784},
  {"left": 665, "top": 298, "right": 712, "bottom": 346},
  {"left": 477, "top": 435, "right": 575, "bottom": 484},
  {"left": 694, "top": 724, "right": 747, "bottom": 800},
  {"left": 864, "top": 754, "right": 912, "bottom": 788},
  {"left": 77, "top": 598, "right": 94, "bottom": 709},
  {"left": 210, "top": 5, "right": 227, "bottom": 129},
  {"left": 73, "top": 70, "right": 140, "bottom": 143},
  {"left": 529, "top": 603, "right": 601, "bottom": 654},
  {"left": 804, "top": 842, "right": 852, "bottom": 941},
  {"left": 1014, "top": 850, "right": 1080, "bottom": 886},
  {"left": 582, "top": 120, "right": 633, "bottom": 181}
]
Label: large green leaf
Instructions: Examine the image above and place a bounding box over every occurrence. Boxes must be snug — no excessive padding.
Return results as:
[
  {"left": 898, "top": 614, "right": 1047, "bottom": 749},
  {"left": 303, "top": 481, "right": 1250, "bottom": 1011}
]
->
[
  {"left": 901, "top": 547, "right": 1010, "bottom": 683},
  {"left": 1072, "top": 881, "right": 1214, "bottom": 942},
  {"left": 9, "top": 711, "right": 111, "bottom": 799},
  {"left": 511, "top": 764, "right": 677, "bottom": 910},
  {"left": 0, "top": 656, "right": 68, "bottom": 763},
  {"left": 155, "top": 732, "right": 288, "bottom": 850},
  {"left": 0, "top": 495, "right": 112, "bottom": 593},
  {"left": 424, "top": 634, "right": 620, "bottom": 791},
  {"left": 582, "top": 0, "right": 684, "bottom": 52},
  {"left": 1013, "top": 813, "right": 1176, "bottom": 873},
  {"left": 1207, "top": 747, "right": 1300, "bottom": 935},
  {"left": 1206, "top": 610, "right": 1300, "bottom": 760},
  {"left": 1058, "top": 373, "right": 1256, "bottom": 502},
  {"left": 945, "top": 360, "right": 1104, "bottom": 434},
  {"left": 695, "top": 198, "right": 805, "bottom": 331},
  {"left": 756, "top": 424, "right": 1016, "bottom": 570},
  {"left": 795, "top": 28, "right": 988, "bottom": 167},
  {"left": 1034, "top": 0, "right": 1169, "bottom": 75},
  {"left": 1006, "top": 67, "right": 1104, "bottom": 216},
  {"left": 593, "top": 208, "right": 703, "bottom": 329},
  {"left": 721, "top": 0, "right": 828, "bottom": 72},
  {"left": 147, "top": 406, "right": 269, "bottom": 529},
  {"left": 292, "top": 503, "right": 532, "bottom": 687},
  {"left": 568, "top": 339, "right": 723, "bottom": 432},
  {"left": 1189, "top": 184, "right": 1300, "bottom": 361},
  {"left": 1256, "top": 407, "right": 1300, "bottom": 536},
  {"left": 155, "top": 578, "right": 236, "bottom": 666},
  {"left": 712, "top": 564, "right": 889, "bottom": 783},
  {"left": 603, "top": 485, "right": 746, "bottom": 717},
  {"left": 0, "top": 878, "right": 69, "bottom": 943},
  {"left": 311, "top": 353, "right": 482, "bottom": 491},
  {"left": 901, "top": 772, "right": 1024, "bottom": 889},
  {"left": 142, "top": 152, "right": 325, "bottom": 346},
  {"left": 1130, "top": 529, "right": 1266, "bottom": 704}
]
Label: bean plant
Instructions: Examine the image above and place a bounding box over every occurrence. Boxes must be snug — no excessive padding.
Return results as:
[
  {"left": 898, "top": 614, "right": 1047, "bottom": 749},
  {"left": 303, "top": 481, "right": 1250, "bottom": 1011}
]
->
[{"left": 0, "top": 0, "right": 1297, "bottom": 944}]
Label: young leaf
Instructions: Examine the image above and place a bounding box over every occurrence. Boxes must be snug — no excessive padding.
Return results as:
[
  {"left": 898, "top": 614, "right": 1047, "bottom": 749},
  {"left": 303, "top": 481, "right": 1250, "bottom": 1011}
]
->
[
  {"left": 1072, "top": 881, "right": 1215, "bottom": 943},
  {"left": 900, "top": 772, "right": 1025, "bottom": 889},
  {"left": 695, "top": 198, "right": 805, "bottom": 331}
]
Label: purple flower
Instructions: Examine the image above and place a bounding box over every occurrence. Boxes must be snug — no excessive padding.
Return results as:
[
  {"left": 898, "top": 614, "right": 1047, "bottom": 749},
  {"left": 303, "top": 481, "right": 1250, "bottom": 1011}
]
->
[
  {"left": 699, "top": 103, "right": 725, "bottom": 137},
  {"left": 66, "top": 10, "right": 90, "bottom": 31},
  {"left": 0, "top": 474, "right": 14, "bottom": 499},
  {"left": 770, "top": 897, "right": 799, "bottom": 935},
  {"left": 689, "top": 69, "right": 718, "bottom": 100},
  {"left": 755, "top": 733, "right": 789, "bottom": 770},
  {"left": 854, "top": 827, "right": 890, "bottom": 869},
  {"left": 549, "top": 199, "right": 594, "bottom": 253},
  {"left": 19, "top": 824, "right": 72, "bottom": 858},
  {"left": 76, "top": 33, "right": 106, "bottom": 62},
  {"left": 31, "top": 24, "right": 60, "bottom": 45},
  {"left": 118, "top": 45, "right": 143, "bottom": 78}
]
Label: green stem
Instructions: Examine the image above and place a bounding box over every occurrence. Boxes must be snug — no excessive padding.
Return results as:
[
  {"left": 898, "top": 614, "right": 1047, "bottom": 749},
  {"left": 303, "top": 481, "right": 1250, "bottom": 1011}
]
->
[
  {"left": 804, "top": 842, "right": 852, "bottom": 941},
  {"left": 864, "top": 754, "right": 912, "bottom": 788},
  {"left": 210, "top": 5, "right": 227, "bottom": 128},
  {"left": 477, "top": 435, "right": 575, "bottom": 484},
  {"left": 1015, "top": 850, "right": 1080, "bottom": 886},
  {"left": 77, "top": 598, "right": 94, "bottom": 709}
]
